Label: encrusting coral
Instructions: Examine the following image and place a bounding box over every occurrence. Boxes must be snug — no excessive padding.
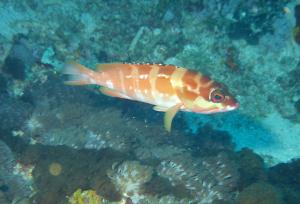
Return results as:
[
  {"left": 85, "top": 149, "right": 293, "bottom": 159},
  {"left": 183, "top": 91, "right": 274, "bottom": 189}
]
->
[{"left": 68, "top": 189, "right": 102, "bottom": 204}]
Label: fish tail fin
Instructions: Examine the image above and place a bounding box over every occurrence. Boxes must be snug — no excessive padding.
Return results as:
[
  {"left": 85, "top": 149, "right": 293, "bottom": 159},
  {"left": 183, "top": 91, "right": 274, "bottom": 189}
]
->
[{"left": 63, "top": 62, "right": 97, "bottom": 85}]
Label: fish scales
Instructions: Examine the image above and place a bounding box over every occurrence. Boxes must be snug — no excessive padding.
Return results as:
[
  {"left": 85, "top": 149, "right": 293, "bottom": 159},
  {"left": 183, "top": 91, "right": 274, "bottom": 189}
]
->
[{"left": 100, "top": 64, "right": 180, "bottom": 107}]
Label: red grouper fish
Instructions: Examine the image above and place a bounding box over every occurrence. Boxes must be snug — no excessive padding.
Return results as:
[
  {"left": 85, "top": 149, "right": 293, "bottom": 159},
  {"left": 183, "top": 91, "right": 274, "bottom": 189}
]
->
[{"left": 63, "top": 62, "right": 239, "bottom": 132}]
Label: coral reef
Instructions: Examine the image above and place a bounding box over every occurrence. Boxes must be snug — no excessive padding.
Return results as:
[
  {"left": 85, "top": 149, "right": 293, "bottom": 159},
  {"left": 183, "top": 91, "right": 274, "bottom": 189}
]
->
[
  {"left": 0, "top": 0, "right": 300, "bottom": 204},
  {"left": 0, "top": 0, "right": 298, "bottom": 164}
]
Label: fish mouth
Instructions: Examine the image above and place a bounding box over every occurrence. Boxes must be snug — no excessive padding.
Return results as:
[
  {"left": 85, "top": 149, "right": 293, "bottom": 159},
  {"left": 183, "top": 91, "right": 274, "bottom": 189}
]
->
[
  {"left": 192, "top": 103, "right": 239, "bottom": 114},
  {"left": 209, "top": 103, "right": 239, "bottom": 113},
  {"left": 226, "top": 103, "right": 239, "bottom": 111}
]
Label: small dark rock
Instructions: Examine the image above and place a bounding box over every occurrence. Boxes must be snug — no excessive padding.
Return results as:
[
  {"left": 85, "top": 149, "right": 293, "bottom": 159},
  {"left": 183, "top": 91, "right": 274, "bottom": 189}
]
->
[
  {"left": 227, "top": 22, "right": 260, "bottom": 45},
  {"left": 295, "top": 98, "right": 300, "bottom": 113},
  {"left": 195, "top": 124, "right": 235, "bottom": 154},
  {"left": 268, "top": 159, "right": 300, "bottom": 189},
  {"left": 236, "top": 182, "right": 283, "bottom": 204},
  {"left": 295, "top": 4, "right": 300, "bottom": 26},
  {"left": 2, "top": 35, "right": 37, "bottom": 80},
  {"left": 3, "top": 56, "right": 26, "bottom": 80},
  {"left": 0, "top": 74, "right": 7, "bottom": 93},
  {"left": 96, "top": 50, "right": 109, "bottom": 62},
  {"left": 236, "top": 148, "right": 266, "bottom": 189},
  {"left": 0, "top": 185, "right": 9, "bottom": 192}
]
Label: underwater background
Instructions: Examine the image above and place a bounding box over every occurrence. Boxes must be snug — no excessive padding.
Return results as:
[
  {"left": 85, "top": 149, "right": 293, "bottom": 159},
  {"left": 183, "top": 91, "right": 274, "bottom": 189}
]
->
[{"left": 1, "top": 0, "right": 300, "bottom": 203}]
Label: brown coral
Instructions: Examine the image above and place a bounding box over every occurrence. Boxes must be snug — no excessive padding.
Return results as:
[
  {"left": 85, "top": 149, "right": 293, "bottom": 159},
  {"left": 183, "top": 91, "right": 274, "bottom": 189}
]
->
[{"left": 236, "top": 182, "right": 283, "bottom": 204}]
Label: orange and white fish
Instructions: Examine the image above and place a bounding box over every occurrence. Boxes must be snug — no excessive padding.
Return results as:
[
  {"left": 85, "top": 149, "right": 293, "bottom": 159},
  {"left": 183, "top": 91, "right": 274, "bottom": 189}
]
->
[{"left": 64, "top": 63, "right": 239, "bottom": 132}]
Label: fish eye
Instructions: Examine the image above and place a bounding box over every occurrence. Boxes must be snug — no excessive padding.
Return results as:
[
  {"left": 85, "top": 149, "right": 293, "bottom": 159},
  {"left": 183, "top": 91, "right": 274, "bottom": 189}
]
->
[{"left": 210, "top": 89, "right": 225, "bottom": 103}]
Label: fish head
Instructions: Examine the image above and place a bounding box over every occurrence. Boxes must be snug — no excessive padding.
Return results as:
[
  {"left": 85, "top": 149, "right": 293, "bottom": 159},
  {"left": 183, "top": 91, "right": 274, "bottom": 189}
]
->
[{"left": 190, "top": 83, "right": 239, "bottom": 114}]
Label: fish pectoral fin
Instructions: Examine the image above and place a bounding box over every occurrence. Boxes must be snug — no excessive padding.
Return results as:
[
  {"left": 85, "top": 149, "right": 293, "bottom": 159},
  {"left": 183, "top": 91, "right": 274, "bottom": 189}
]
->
[
  {"left": 164, "top": 103, "right": 182, "bottom": 133},
  {"left": 153, "top": 106, "right": 168, "bottom": 112},
  {"left": 99, "top": 87, "right": 131, "bottom": 99}
]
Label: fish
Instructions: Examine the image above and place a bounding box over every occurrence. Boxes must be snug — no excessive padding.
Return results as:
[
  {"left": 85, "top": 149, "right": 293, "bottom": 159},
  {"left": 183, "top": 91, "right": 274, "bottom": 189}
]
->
[{"left": 63, "top": 62, "right": 239, "bottom": 132}]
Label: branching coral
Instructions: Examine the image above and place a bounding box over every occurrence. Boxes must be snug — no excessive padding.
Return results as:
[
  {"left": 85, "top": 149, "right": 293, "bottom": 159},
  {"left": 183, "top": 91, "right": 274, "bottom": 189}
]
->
[{"left": 107, "top": 161, "right": 153, "bottom": 203}]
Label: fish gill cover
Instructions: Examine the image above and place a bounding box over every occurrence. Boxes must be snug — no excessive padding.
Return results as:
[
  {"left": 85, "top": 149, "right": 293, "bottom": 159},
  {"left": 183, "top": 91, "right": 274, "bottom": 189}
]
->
[{"left": 0, "top": 0, "right": 300, "bottom": 204}]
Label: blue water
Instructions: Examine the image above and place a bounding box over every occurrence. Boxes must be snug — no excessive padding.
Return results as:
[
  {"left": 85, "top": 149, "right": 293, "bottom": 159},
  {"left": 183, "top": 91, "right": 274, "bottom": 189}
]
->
[{"left": 0, "top": 1, "right": 299, "bottom": 203}]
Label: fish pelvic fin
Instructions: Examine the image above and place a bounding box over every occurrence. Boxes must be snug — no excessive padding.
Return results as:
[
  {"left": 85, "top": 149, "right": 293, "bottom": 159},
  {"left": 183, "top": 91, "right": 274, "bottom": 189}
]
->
[
  {"left": 164, "top": 103, "right": 182, "bottom": 133},
  {"left": 153, "top": 105, "right": 169, "bottom": 112},
  {"left": 63, "top": 62, "right": 97, "bottom": 85}
]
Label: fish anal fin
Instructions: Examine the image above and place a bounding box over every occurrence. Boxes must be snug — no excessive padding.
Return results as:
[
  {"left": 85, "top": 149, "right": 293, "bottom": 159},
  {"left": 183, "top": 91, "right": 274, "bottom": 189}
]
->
[
  {"left": 164, "top": 103, "right": 182, "bottom": 133},
  {"left": 153, "top": 106, "right": 168, "bottom": 112},
  {"left": 100, "top": 87, "right": 130, "bottom": 99}
]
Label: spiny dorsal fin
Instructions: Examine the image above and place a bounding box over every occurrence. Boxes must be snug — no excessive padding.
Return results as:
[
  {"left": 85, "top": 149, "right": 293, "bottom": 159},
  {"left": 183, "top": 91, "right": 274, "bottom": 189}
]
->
[
  {"left": 96, "top": 63, "right": 125, "bottom": 72},
  {"left": 96, "top": 63, "right": 178, "bottom": 72}
]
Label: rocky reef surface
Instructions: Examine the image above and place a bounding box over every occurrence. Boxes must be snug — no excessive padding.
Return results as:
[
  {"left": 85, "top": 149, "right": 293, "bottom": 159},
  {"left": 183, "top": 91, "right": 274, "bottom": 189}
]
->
[{"left": 1, "top": 0, "right": 300, "bottom": 204}]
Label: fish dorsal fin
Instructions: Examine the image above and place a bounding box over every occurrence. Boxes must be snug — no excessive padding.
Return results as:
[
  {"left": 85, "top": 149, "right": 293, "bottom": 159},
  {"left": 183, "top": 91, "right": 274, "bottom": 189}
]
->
[
  {"left": 96, "top": 63, "right": 128, "bottom": 72},
  {"left": 99, "top": 87, "right": 131, "bottom": 99},
  {"left": 164, "top": 103, "right": 182, "bottom": 132}
]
